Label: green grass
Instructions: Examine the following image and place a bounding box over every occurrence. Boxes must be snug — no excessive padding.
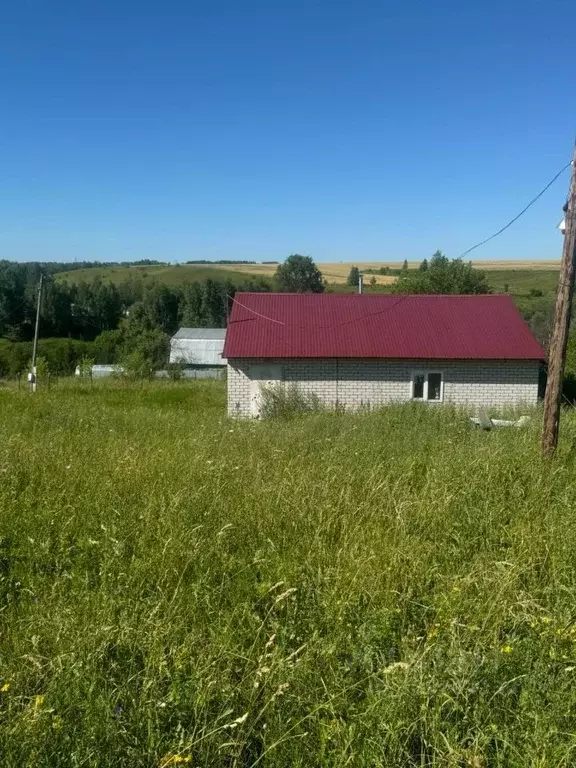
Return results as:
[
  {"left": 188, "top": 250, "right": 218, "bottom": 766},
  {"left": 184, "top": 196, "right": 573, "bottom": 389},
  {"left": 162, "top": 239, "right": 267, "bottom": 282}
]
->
[
  {"left": 56, "top": 264, "right": 265, "bottom": 287},
  {"left": 1, "top": 380, "right": 576, "bottom": 766},
  {"left": 55, "top": 263, "right": 560, "bottom": 301},
  {"left": 484, "top": 269, "right": 559, "bottom": 299}
]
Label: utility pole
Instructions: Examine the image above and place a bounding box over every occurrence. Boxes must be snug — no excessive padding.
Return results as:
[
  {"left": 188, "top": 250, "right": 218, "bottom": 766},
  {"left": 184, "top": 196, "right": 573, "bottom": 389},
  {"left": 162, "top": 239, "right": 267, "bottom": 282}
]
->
[
  {"left": 358, "top": 273, "right": 364, "bottom": 294},
  {"left": 30, "top": 273, "right": 43, "bottom": 393},
  {"left": 542, "top": 145, "right": 576, "bottom": 457}
]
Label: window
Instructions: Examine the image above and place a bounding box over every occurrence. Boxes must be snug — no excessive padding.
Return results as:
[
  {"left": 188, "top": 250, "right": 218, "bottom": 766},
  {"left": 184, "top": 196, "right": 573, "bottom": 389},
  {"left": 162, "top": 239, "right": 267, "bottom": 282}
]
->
[
  {"left": 413, "top": 373, "right": 425, "bottom": 400},
  {"left": 411, "top": 371, "right": 444, "bottom": 402},
  {"left": 427, "top": 372, "right": 442, "bottom": 401}
]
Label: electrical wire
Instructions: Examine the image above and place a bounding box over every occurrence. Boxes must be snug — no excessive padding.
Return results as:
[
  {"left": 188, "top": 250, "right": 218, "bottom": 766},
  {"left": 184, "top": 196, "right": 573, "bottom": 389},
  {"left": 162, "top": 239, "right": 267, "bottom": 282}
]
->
[
  {"left": 228, "top": 293, "right": 413, "bottom": 331},
  {"left": 458, "top": 161, "right": 572, "bottom": 259}
]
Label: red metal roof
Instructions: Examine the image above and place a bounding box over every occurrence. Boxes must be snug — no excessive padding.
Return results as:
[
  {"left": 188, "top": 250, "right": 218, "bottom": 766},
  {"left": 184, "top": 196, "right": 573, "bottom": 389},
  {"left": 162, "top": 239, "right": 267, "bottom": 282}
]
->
[{"left": 223, "top": 293, "right": 545, "bottom": 360}]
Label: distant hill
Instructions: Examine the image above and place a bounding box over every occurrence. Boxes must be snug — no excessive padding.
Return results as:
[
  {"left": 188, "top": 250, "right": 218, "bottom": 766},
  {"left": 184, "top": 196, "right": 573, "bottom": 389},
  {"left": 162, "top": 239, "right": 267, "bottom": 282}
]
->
[
  {"left": 55, "top": 263, "right": 266, "bottom": 287},
  {"left": 55, "top": 260, "right": 561, "bottom": 292}
]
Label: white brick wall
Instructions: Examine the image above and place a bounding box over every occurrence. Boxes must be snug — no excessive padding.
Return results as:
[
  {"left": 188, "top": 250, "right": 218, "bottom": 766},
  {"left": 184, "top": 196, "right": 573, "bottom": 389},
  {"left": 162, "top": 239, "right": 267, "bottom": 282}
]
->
[{"left": 227, "top": 358, "right": 540, "bottom": 417}]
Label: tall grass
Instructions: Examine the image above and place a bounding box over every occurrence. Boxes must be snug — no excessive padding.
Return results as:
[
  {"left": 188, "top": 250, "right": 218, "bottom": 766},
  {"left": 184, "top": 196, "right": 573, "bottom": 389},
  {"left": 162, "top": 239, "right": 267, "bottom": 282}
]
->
[{"left": 1, "top": 380, "right": 576, "bottom": 766}]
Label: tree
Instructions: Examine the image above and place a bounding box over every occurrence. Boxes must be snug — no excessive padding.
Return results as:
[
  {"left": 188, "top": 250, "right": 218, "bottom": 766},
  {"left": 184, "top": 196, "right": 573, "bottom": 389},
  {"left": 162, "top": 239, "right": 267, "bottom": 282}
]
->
[
  {"left": 347, "top": 266, "right": 360, "bottom": 287},
  {"left": 402, "top": 260, "right": 408, "bottom": 271},
  {"left": 393, "top": 251, "right": 491, "bottom": 295},
  {"left": 78, "top": 355, "right": 95, "bottom": 377},
  {"left": 369, "top": 276, "right": 377, "bottom": 288},
  {"left": 275, "top": 255, "right": 324, "bottom": 293},
  {"left": 419, "top": 258, "right": 428, "bottom": 272},
  {"left": 119, "top": 302, "right": 170, "bottom": 368}
]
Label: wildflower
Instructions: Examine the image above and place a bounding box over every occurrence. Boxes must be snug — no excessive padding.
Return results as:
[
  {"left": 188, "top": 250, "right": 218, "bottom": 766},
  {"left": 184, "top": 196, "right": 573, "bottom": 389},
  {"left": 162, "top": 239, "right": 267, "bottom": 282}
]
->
[
  {"left": 52, "top": 715, "right": 63, "bottom": 730},
  {"left": 0, "top": 683, "right": 10, "bottom": 692},
  {"left": 66, "top": 465, "right": 71, "bottom": 470},
  {"left": 500, "top": 645, "right": 513, "bottom": 654},
  {"left": 541, "top": 617, "right": 552, "bottom": 625},
  {"left": 34, "top": 695, "right": 45, "bottom": 708},
  {"left": 160, "top": 755, "right": 192, "bottom": 766}
]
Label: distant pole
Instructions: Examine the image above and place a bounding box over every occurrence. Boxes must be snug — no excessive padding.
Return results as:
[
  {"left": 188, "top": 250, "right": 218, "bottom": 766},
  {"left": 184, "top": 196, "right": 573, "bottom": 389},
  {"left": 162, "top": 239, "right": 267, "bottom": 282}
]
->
[
  {"left": 358, "top": 273, "right": 364, "bottom": 294},
  {"left": 542, "top": 145, "right": 576, "bottom": 458},
  {"left": 30, "top": 273, "right": 43, "bottom": 393}
]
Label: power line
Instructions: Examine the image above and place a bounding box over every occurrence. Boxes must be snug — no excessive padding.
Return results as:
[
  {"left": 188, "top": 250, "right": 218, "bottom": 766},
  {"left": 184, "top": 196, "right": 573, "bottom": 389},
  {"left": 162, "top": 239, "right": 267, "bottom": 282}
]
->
[
  {"left": 458, "top": 160, "right": 572, "bottom": 259},
  {"left": 229, "top": 293, "right": 412, "bottom": 331}
]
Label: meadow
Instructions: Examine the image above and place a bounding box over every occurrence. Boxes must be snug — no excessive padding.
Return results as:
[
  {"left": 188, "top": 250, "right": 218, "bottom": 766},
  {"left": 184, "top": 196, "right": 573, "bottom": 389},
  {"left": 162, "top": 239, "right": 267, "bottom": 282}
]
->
[
  {"left": 1, "top": 380, "right": 576, "bottom": 766},
  {"left": 56, "top": 261, "right": 560, "bottom": 292}
]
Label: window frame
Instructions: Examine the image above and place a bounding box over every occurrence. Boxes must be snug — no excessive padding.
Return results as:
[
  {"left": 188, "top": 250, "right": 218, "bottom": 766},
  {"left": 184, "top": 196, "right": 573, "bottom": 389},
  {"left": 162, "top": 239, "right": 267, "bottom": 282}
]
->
[{"left": 410, "top": 370, "right": 445, "bottom": 403}]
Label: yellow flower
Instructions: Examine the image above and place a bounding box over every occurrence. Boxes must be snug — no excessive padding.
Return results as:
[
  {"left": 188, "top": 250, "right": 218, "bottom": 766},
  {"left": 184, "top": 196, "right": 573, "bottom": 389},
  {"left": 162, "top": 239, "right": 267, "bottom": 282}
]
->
[
  {"left": 160, "top": 755, "right": 192, "bottom": 766},
  {"left": 33, "top": 695, "right": 45, "bottom": 710},
  {"left": 500, "top": 645, "right": 513, "bottom": 654},
  {"left": 52, "top": 715, "right": 63, "bottom": 730},
  {"left": 0, "top": 683, "right": 10, "bottom": 693}
]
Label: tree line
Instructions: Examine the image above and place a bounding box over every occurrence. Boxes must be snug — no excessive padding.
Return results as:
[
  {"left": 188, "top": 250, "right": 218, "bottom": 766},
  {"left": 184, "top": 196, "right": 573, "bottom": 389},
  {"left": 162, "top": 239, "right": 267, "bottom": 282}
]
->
[
  {"left": 346, "top": 252, "right": 491, "bottom": 294},
  {"left": 0, "top": 259, "right": 274, "bottom": 375}
]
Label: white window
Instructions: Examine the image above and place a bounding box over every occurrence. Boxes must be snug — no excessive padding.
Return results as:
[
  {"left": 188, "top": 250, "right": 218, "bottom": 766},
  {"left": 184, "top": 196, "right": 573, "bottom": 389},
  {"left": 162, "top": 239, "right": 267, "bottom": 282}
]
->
[{"left": 411, "top": 371, "right": 444, "bottom": 402}]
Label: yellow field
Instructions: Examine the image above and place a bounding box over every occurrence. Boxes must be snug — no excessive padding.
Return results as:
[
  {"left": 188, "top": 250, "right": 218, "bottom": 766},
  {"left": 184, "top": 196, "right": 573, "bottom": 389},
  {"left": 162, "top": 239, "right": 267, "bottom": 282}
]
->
[{"left": 211, "top": 260, "right": 560, "bottom": 285}]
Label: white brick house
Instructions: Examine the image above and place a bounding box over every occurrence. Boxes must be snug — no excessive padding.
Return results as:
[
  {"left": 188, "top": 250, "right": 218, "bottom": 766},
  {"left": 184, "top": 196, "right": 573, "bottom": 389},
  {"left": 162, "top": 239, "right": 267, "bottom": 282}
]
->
[{"left": 223, "top": 293, "right": 545, "bottom": 418}]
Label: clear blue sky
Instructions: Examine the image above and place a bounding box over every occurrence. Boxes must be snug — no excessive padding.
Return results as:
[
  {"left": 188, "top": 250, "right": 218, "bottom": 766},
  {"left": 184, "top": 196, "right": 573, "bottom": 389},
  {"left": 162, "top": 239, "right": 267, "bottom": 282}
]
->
[{"left": 1, "top": 0, "right": 574, "bottom": 263}]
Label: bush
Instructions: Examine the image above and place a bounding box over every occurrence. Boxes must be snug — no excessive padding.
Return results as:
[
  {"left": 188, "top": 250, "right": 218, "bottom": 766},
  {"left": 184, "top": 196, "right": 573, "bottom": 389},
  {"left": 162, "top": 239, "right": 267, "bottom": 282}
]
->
[
  {"left": 0, "top": 338, "right": 98, "bottom": 377},
  {"left": 121, "top": 350, "right": 154, "bottom": 380},
  {"left": 165, "top": 361, "right": 185, "bottom": 381},
  {"left": 34, "top": 355, "right": 50, "bottom": 378},
  {"left": 259, "top": 383, "right": 322, "bottom": 419}
]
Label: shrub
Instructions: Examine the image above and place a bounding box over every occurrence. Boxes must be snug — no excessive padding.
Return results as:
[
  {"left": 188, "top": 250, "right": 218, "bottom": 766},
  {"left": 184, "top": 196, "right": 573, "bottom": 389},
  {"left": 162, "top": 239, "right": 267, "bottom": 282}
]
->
[
  {"left": 259, "top": 383, "right": 322, "bottom": 419},
  {"left": 121, "top": 350, "right": 154, "bottom": 380},
  {"left": 165, "top": 361, "right": 185, "bottom": 381},
  {"left": 77, "top": 355, "right": 95, "bottom": 377}
]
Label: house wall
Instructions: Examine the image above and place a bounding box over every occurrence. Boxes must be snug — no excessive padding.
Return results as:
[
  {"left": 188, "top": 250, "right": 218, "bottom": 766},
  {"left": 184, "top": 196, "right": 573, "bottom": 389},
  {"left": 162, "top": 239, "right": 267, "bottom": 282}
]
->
[{"left": 227, "top": 358, "right": 540, "bottom": 417}]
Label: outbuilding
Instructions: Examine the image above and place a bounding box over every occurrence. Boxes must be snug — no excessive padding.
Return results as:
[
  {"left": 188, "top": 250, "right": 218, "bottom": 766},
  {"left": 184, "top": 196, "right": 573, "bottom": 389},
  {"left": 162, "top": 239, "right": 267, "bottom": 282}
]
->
[
  {"left": 169, "top": 328, "right": 226, "bottom": 367},
  {"left": 223, "top": 293, "right": 545, "bottom": 418}
]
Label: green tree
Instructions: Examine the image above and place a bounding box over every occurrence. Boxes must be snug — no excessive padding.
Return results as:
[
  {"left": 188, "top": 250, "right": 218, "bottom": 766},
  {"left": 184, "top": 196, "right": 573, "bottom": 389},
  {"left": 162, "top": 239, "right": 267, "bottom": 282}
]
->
[
  {"left": 347, "top": 266, "right": 360, "bottom": 287},
  {"left": 78, "top": 355, "right": 95, "bottom": 377},
  {"left": 119, "top": 303, "right": 170, "bottom": 368},
  {"left": 419, "top": 258, "right": 428, "bottom": 272},
  {"left": 402, "top": 260, "right": 408, "bottom": 271},
  {"left": 394, "top": 251, "right": 491, "bottom": 295},
  {"left": 121, "top": 350, "right": 154, "bottom": 379},
  {"left": 93, "top": 329, "right": 123, "bottom": 364},
  {"left": 275, "top": 255, "right": 324, "bottom": 293},
  {"left": 369, "top": 276, "right": 377, "bottom": 288},
  {"left": 179, "top": 282, "right": 205, "bottom": 327}
]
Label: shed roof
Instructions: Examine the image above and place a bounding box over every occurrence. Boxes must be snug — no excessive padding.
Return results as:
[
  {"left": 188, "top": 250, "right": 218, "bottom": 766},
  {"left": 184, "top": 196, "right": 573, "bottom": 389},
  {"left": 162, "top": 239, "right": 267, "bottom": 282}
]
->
[
  {"left": 172, "top": 328, "right": 226, "bottom": 340},
  {"left": 223, "top": 293, "right": 545, "bottom": 361}
]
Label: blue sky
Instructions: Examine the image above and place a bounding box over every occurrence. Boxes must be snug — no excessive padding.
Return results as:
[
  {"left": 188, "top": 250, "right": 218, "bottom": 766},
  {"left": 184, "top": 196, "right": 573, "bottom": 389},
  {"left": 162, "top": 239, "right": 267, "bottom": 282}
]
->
[{"left": 1, "top": 0, "right": 574, "bottom": 263}]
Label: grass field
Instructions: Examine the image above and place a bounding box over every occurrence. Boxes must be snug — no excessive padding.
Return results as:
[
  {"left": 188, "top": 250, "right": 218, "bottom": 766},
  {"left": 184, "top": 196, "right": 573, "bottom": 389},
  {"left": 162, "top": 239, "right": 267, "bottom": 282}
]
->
[
  {"left": 56, "top": 261, "right": 560, "bottom": 291},
  {"left": 1, "top": 379, "right": 576, "bottom": 766},
  {"left": 56, "top": 264, "right": 263, "bottom": 287}
]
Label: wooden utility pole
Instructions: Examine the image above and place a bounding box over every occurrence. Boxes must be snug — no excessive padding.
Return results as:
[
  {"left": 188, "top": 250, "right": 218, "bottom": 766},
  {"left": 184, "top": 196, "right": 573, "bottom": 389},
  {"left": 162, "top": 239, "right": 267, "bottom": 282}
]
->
[
  {"left": 542, "top": 146, "right": 576, "bottom": 457},
  {"left": 30, "top": 273, "right": 43, "bottom": 393}
]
